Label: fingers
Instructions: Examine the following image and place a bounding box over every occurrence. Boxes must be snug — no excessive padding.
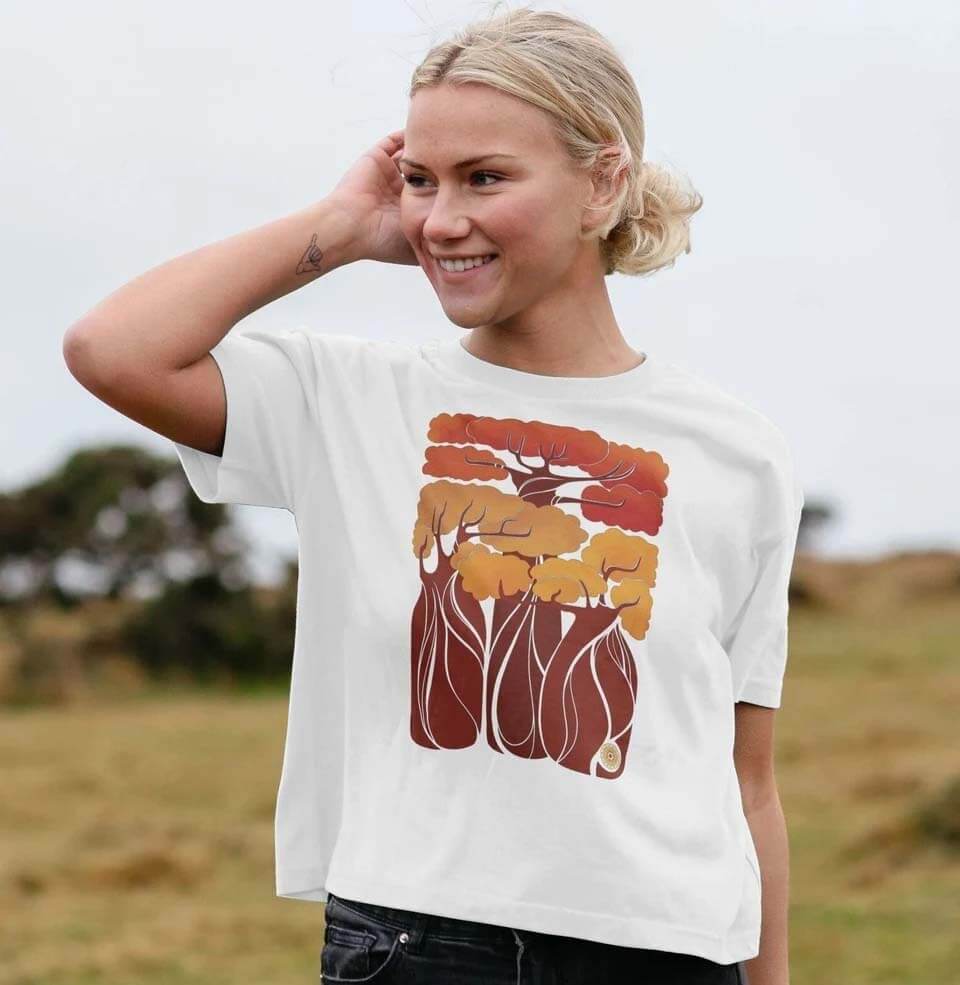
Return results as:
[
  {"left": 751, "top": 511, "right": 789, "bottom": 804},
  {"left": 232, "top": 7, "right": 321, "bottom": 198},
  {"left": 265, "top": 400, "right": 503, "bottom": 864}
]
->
[
  {"left": 372, "top": 128, "right": 404, "bottom": 159},
  {"left": 368, "top": 129, "right": 405, "bottom": 177},
  {"left": 385, "top": 130, "right": 405, "bottom": 169}
]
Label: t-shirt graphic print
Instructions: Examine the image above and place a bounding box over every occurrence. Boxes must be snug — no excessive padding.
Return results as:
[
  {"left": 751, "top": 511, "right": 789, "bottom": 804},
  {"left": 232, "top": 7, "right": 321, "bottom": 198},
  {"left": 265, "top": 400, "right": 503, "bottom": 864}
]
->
[
  {"left": 412, "top": 412, "right": 670, "bottom": 781},
  {"left": 171, "top": 327, "right": 805, "bottom": 965}
]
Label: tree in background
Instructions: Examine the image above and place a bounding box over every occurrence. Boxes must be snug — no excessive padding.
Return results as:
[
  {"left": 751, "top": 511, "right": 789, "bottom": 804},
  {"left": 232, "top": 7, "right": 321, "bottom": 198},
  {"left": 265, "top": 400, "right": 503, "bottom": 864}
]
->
[
  {"left": 121, "top": 565, "right": 296, "bottom": 685},
  {"left": 0, "top": 444, "right": 252, "bottom": 607},
  {"left": 0, "top": 444, "right": 295, "bottom": 702},
  {"left": 797, "top": 497, "right": 833, "bottom": 553}
]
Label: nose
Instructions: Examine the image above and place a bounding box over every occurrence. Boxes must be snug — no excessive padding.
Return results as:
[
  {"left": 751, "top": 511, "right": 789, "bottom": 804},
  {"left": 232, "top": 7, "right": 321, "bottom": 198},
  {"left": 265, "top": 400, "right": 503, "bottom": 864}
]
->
[{"left": 421, "top": 188, "right": 473, "bottom": 244}]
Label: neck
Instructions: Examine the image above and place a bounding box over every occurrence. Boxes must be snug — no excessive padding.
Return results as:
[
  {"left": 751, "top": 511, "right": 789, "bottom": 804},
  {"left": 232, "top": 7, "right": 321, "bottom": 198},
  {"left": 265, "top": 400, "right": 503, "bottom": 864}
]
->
[{"left": 465, "top": 289, "right": 643, "bottom": 379}]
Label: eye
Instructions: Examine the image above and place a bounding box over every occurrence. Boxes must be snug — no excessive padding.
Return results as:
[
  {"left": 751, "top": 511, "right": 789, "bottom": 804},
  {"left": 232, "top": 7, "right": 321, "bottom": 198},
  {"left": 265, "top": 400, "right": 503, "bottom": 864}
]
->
[{"left": 401, "top": 171, "right": 502, "bottom": 188}]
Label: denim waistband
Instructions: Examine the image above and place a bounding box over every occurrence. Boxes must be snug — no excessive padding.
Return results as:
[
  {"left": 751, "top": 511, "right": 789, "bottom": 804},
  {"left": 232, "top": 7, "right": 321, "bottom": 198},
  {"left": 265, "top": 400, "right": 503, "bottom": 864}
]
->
[
  {"left": 326, "top": 893, "right": 747, "bottom": 984},
  {"left": 327, "top": 891, "right": 538, "bottom": 944}
]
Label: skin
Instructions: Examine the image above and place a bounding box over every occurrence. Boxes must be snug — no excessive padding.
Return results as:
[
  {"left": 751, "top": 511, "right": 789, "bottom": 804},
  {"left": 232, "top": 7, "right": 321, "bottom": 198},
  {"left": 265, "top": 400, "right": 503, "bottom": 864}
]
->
[
  {"left": 397, "top": 81, "right": 646, "bottom": 379},
  {"left": 735, "top": 702, "right": 791, "bottom": 985}
]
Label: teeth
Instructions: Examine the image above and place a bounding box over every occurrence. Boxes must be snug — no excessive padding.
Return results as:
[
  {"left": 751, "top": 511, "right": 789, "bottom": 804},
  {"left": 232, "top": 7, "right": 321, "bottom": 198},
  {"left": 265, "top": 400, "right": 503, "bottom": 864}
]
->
[{"left": 438, "top": 255, "right": 495, "bottom": 272}]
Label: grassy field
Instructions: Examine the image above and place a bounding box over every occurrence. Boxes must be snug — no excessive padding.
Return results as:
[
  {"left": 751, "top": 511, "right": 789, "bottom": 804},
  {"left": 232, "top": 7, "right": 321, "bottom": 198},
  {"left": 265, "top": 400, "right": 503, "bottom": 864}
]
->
[{"left": 1, "top": 552, "right": 958, "bottom": 984}]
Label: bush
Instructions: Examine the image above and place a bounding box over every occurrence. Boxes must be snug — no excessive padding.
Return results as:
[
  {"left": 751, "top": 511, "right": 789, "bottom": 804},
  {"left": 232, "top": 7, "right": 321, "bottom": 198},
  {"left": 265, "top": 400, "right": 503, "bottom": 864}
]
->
[{"left": 121, "top": 573, "right": 294, "bottom": 685}]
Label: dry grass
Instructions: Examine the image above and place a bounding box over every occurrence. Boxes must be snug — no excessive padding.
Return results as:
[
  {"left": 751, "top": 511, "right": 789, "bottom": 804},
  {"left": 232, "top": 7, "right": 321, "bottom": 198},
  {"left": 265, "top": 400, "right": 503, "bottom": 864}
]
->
[
  {"left": 1, "top": 550, "right": 958, "bottom": 983},
  {"left": 0, "top": 694, "right": 322, "bottom": 985}
]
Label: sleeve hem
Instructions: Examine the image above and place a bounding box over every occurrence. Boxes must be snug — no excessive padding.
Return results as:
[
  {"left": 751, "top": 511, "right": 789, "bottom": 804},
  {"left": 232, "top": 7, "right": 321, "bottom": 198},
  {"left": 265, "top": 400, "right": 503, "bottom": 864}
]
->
[
  {"left": 170, "top": 329, "right": 312, "bottom": 513},
  {"left": 735, "top": 680, "right": 783, "bottom": 708},
  {"left": 173, "top": 440, "right": 293, "bottom": 512}
]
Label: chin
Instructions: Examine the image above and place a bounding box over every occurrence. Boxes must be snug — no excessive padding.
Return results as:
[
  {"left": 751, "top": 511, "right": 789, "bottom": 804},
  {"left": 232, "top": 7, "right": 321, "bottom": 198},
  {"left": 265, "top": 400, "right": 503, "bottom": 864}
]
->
[{"left": 442, "top": 307, "right": 493, "bottom": 330}]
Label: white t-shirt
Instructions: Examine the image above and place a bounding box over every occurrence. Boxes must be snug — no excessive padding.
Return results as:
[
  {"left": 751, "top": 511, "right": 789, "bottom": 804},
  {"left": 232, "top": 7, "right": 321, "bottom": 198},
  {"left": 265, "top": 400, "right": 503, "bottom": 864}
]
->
[{"left": 173, "top": 325, "right": 803, "bottom": 965}]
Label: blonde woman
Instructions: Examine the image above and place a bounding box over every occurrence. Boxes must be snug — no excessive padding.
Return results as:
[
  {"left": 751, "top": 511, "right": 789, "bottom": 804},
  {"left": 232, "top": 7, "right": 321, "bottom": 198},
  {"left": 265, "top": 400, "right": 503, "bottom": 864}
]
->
[{"left": 65, "top": 6, "right": 800, "bottom": 985}]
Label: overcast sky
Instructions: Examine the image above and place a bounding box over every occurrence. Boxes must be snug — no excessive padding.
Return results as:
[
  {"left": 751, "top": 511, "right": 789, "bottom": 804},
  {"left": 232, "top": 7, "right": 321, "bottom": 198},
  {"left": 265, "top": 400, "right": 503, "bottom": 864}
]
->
[{"left": 3, "top": 1, "right": 957, "bottom": 584}]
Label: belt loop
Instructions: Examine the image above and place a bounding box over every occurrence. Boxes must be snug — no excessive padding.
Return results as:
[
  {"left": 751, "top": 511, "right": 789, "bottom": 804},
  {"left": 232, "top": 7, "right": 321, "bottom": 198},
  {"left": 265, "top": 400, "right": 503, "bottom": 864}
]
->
[
  {"left": 403, "top": 909, "right": 431, "bottom": 955},
  {"left": 511, "top": 928, "right": 526, "bottom": 985}
]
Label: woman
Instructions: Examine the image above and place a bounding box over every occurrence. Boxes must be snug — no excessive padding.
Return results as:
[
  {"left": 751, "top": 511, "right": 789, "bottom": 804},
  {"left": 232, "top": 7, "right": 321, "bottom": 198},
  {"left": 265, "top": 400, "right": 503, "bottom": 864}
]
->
[{"left": 64, "top": 7, "right": 801, "bottom": 985}]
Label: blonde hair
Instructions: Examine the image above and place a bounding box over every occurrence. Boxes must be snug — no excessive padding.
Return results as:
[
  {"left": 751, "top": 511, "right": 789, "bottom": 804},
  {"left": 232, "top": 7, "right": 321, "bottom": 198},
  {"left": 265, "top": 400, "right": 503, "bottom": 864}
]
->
[{"left": 409, "top": 4, "right": 704, "bottom": 277}]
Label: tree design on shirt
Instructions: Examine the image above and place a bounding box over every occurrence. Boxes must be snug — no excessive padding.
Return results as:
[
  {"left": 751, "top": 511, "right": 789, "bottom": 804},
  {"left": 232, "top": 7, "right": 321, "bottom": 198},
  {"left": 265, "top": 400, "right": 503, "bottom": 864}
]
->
[{"left": 410, "top": 413, "right": 669, "bottom": 780}]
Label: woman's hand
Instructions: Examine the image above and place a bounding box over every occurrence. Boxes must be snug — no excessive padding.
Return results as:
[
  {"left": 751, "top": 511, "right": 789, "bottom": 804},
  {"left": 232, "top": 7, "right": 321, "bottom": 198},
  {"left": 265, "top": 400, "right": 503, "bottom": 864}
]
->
[{"left": 327, "top": 129, "right": 418, "bottom": 267}]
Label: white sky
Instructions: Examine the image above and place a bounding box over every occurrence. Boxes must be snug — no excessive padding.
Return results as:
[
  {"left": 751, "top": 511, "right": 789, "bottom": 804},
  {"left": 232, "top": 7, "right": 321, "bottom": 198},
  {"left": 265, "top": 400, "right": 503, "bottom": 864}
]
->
[{"left": 3, "top": 1, "right": 958, "bottom": 584}]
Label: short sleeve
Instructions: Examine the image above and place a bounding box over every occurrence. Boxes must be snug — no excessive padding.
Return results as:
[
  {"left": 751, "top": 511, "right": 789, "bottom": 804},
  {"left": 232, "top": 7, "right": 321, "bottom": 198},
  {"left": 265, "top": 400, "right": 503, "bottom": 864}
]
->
[
  {"left": 723, "top": 455, "right": 804, "bottom": 709},
  {"left": 172, "top": 326, "right": 318, "bottom": 513}
]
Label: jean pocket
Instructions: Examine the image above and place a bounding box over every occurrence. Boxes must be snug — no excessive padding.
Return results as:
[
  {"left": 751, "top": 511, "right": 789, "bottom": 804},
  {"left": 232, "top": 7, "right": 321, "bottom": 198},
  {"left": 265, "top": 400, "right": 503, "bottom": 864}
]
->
[{"left": 321, "top": 896, "right": 408, "bottom": 983}]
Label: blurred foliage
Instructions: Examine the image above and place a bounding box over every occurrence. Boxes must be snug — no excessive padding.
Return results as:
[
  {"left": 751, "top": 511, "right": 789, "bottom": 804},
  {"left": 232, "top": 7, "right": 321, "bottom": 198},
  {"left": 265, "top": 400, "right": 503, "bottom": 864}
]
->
[
  {"left": 797, "top": 497, "right": 833, "bottom": 552},
  {"left": 913, "top": 775, "right": 960, "bottom": 849},
  {"left": 0, "top": 443, "right": 248, "bottom": 607},
  {"left": 0, "top": 444, "right": 297, "bottom": 702},
  {"left": 121, "top": 567, "right": 296, "bottom": 685}
]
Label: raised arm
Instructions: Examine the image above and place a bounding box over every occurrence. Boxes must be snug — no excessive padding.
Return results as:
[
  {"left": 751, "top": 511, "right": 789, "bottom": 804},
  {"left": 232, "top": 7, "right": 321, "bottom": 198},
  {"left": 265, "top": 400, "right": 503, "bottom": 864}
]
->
[
  {"left": 62, "top": 197, "right": 361, "bottom": 456},
  {"left": 62, "top": 129, "right": 413, "bottom": 457}
]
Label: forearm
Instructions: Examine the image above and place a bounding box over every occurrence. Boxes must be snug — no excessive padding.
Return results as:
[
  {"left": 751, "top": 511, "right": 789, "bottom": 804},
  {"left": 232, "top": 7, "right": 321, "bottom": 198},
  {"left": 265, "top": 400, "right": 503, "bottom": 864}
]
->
[
  {"left": 64, "top": 196, "right": 360, "bottom": 381},
  {"left": 743, "top": 790, "right": 790, "bottom": 985}
]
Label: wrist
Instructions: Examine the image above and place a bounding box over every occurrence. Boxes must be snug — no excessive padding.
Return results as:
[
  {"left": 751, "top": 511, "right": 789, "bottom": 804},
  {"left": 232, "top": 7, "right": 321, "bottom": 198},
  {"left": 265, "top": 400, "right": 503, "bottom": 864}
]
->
[{"left": 317, "top": 195, "right": 371, "bottom": 268}]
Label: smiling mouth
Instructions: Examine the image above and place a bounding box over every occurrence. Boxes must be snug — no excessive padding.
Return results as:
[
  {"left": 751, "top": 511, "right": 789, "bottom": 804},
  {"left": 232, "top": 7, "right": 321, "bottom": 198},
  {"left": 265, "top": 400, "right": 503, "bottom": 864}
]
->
[{"left": 432, "top": 254, "right": 499, "bottom": 280}]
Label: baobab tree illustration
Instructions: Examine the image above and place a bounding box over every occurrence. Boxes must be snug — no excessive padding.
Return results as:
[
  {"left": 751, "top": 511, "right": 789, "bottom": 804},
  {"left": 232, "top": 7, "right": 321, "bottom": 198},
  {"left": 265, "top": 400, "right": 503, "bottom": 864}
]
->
[{"left": 410, "top": 413, "right": 669, "bottom": 780}]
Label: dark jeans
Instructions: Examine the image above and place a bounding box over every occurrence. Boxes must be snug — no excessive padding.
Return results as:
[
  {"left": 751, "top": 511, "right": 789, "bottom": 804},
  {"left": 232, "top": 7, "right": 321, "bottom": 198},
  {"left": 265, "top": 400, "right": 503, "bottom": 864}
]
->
[{"left": 321, "top": 891, "right": 748, "bottom": 984}]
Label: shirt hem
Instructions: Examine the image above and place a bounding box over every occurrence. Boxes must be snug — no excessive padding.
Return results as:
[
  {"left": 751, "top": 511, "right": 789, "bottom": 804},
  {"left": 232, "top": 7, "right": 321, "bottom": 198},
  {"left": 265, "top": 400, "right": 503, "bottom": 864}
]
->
[{"left": 277, "top": 867, "right": 760, "bottom": 964}]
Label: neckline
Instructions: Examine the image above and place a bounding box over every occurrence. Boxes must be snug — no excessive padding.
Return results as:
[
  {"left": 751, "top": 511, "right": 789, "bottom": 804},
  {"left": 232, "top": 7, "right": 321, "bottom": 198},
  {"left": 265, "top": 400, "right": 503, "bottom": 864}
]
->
[{"left": 421, "top": 335, "right": 660, "bottom": 399}]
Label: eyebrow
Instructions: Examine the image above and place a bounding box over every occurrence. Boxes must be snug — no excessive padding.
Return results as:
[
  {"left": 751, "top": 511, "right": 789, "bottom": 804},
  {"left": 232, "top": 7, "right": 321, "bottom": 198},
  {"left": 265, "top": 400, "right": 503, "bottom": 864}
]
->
[{"left": 398, "top": 153, "right": 519, "bottom": 170}]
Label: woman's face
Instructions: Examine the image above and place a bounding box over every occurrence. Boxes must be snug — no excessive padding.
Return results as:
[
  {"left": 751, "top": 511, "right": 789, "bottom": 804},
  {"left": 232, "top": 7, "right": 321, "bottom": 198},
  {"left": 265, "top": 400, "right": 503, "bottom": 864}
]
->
[{"left": 399, "top": 82, "right": 602, "bottom": 330}]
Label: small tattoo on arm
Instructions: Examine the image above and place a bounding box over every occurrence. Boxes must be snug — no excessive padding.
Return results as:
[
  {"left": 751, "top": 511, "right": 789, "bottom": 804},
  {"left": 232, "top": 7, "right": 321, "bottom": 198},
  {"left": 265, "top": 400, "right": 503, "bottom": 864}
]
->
[{"left": 296, "top": 233, "right": 324, "bottom": 274}]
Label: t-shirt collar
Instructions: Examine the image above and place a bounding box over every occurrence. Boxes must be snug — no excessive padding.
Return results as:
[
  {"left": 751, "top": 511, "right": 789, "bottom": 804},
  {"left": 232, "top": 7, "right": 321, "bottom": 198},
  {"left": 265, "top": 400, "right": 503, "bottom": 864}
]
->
[{"left": 420, "top": 334, "right": 660, "bottom": 399}]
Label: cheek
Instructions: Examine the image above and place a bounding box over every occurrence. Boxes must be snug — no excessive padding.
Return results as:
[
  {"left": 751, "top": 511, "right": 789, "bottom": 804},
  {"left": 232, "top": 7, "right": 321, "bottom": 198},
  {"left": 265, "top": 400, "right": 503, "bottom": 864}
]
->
[
  {"left": 399, "top": 200, "right": 431, "bottom": 271},
  {"left": 484, "top": 197, "right": 550, "bottom": 254},
  {"left": 399, "top": 197, "right": 419, "bottom": 239}
]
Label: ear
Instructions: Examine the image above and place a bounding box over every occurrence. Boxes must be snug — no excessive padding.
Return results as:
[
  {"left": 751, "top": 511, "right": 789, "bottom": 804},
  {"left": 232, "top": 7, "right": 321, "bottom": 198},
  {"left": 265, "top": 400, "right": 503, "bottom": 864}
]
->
[{"left": 581, "top": 146, "right": 628, "bottom": 237}]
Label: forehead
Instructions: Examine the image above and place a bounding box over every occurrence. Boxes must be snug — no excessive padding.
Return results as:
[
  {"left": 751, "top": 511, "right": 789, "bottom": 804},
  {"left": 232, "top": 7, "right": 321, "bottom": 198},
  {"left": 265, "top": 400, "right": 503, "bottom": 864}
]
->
[{"left": 404, "top": 82, "right": 560, "bottom": 162}]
